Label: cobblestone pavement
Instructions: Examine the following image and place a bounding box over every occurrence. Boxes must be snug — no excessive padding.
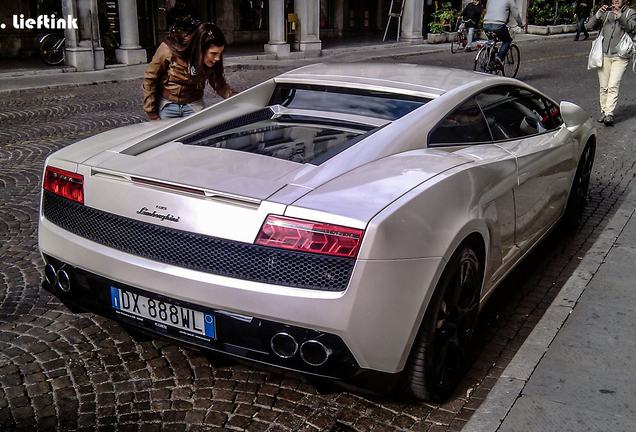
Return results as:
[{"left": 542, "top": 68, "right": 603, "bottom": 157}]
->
[{"left": 1, "top": 38, "right": 636, "bottom": 432}]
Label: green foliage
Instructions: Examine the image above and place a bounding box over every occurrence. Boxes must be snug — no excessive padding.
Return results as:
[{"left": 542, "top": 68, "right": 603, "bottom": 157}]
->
[
  {"left": 429, "top": 21, "right": 446, "bottom": 33},
  {"left": 429, "top": 2, "right": 459, "bottom": 33},
  {"left": 528, "top": 0, "right": 578, "bottom": 26},
  {"left": 528, "top": 2, "right": 554, "bottom": 25},
  {"left": 559, "top": 4, "right": 576, "bottom": 24}
]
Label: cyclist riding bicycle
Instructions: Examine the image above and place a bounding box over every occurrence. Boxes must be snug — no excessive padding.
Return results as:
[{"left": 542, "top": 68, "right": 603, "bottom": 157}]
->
[
  {"left": 459, "top": 0, "right": 484, "bottom": 51},
  {"left": 483, "top": 0, "right": 524, "bottom": 68}
]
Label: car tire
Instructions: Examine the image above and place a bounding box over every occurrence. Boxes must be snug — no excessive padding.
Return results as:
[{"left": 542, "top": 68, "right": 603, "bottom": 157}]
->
[
  {"left": 403, "top": 245, "right": 482, "bottom": 401},
  {"left": 564, "top": 141, "right": 595, "bottom": 228}
]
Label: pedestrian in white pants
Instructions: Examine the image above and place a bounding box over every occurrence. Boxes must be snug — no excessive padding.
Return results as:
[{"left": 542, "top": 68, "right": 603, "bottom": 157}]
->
[
  {"left": 597, "top": 56, "right": 629, "bottom": 124},
  {"left": 587, "top": 0, "right": 636, "bottom": 126}
]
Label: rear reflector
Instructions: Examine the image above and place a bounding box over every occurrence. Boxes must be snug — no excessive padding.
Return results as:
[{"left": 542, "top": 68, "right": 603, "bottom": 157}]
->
[
  {"left": 255, "top": 215, "right": 364, "bottom": 258},
  {"left": 43, "top": 166, "right": 84, "bottom": 204}
]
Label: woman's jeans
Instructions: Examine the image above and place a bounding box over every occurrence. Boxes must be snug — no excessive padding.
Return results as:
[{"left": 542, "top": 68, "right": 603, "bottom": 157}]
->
[
  {"left": 467, "top": 27, "right": 476, "bottom": 47},
  {"left": 159, "top": 103, "right": 195, "bottom": 119},
  {"left": 597, "top": 56, "right": 629, "bottom": 116},
  {"left": 483, "top": 23, "right": 511, "bottom": 61},
  {"left": 575, "top": 17, "right": 589, "bottom": 39}
]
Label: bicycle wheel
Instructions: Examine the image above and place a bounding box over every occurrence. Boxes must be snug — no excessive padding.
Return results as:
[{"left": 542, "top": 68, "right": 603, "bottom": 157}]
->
[
  {"left": 451, "top": 32, "right": 463, "bottom": 54},
  {"left": 502, "top": 44, "right": 520, "bottom": 78},
  {"left": 102, "top": 34, "right": 117, "bottom": 62},
  {"left": 474, "top": 47, "right": 490, "bottom": 73},
  {"left": 40, "top": 34, "right": 65, "bottom": 65}
]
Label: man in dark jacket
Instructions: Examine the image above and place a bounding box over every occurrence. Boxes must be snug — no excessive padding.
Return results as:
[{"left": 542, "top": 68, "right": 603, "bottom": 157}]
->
[
  {"left": 460, "top": 0, "right": 484, "bottom": 51},
  {"left": 574, "top": 0, "right": 591, "bottom": 40}
]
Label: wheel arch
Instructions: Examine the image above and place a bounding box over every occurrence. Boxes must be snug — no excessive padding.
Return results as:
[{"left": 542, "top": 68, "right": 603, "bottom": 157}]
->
[
  {"left": 400, "top": 226, "right": 488, "bottom": 360},
  {"left": 400, "top": 230, "right": 487, "bottom": 400}
]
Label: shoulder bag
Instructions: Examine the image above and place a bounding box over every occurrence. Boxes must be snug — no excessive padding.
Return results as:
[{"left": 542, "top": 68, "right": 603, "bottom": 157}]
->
[
  {"left": 588, "top": 13, "right": 609, "bottom": 69},
  {"left": 617, "top": 10, "right": 636, "bottom": 58},
  {"left": 617, "top": 32, "right": 635, "bottom": 58},
  {"left": 588, "top": 34, "right": 604, "bottom": 69}
]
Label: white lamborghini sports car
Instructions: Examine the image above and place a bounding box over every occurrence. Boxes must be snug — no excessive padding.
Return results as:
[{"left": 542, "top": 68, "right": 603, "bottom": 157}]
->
[{"left": 38, "top": 63, "right": 596, "bottom": 401}]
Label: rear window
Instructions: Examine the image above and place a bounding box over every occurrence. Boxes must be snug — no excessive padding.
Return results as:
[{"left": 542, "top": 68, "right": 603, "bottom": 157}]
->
[
  {"left": 183, "top": 114, "right": 376, "bottom": 165},
  {"left": 269, "top": 84, "right": 430, "bottom": 120}
]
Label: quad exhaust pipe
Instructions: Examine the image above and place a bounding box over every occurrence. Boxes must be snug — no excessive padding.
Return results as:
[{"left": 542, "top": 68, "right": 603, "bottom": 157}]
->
[
  {"left": 300, "top": 339, "right": 332, "bottom": 366},
  {"left": 270, "top": 332, "right": 298, "bottom": 358},
  {"left": 44, "top": 263, "right": 71, "bottom": 292},
  {"left": 271, "top": 332, "right": 332, "bottom": 366}
]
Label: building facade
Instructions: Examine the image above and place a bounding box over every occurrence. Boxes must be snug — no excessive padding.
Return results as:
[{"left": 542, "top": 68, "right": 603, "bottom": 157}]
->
[{"left": 1, "top": 0, "right": 528, "bottom": 69}]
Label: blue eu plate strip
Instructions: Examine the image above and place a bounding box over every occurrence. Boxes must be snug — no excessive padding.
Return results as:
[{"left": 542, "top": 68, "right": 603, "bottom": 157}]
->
[
  {"left": 204, "top": 314, "right": 215, "bottom": 338},
  {"left": 110, "top": 287, "right": 120, "bottom": 309}
]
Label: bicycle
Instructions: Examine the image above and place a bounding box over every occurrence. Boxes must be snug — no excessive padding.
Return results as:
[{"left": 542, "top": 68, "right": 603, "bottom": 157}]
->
[
  {"left": 451, "top": 18, "right": 477, "bottom": 54},
  {"left": 39, "top": 33, "right": 118, "bottom": 66},
  {"left": 473, "top": 27, "right": 520, "bottom": 77}
]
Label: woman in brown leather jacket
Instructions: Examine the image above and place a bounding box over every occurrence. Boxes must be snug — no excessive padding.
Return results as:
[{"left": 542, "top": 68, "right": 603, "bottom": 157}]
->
[{"left": 142, "top": 22, "right": 237, "bottom": 121}]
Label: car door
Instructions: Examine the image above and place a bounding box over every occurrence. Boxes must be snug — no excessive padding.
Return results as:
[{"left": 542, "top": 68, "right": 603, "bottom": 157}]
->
[
  {"left": 428, "top": 96, "right": 518, "bottom": 279},
  {"left": 476, "top": 86, "right": 575, "bottom": 252}
]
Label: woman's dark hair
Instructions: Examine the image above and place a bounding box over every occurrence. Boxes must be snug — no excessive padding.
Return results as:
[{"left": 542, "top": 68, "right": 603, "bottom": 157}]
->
[{"left": 164, "top": 22, "right": 227, "bottom": 88}]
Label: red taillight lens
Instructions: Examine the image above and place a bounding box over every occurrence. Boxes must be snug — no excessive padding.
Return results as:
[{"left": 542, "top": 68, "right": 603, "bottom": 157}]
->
[
  {"left": 255, "top": 215, "right": 364, "bottom": 258},
  {"left": 43, "top": 166, "right": 84, "bottom": 204}
]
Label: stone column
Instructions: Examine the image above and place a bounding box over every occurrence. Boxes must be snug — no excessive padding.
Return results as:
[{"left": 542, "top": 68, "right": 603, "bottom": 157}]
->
[
  {"left": 401, "top": 0, "right": 424, "bottom": 44},
  {"left": 517, "top": 0, "right": 528, "bottom": 28},
  {"left": 265, "top": 0, "right": 290, "bottom": 58},
  {"left": 65, "top": 0, "right": 104, "bottom": 70},
  {"left": 115, "top": 0, "right": 147, "bottom": 64},
  {"left": 295, "top": 0, "right": 321, "bottom": 56},
  {"left": 61, "top": 0, "right": 78, "bottom": 49}
]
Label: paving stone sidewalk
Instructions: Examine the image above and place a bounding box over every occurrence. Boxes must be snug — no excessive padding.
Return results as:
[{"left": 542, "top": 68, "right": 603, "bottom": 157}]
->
[{"left": 465, "top": 184, "right": 636, "bottom": 431}]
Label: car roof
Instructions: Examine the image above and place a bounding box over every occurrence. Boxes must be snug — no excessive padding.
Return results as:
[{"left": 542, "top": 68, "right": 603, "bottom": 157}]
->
[{"left": 274, "top": 62, "right": 496, "bottom": 99}]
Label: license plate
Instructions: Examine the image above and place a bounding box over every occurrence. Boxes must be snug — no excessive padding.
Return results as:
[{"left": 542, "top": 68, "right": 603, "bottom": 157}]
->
[{"left": 110, "top": 287, "right": 215, "bottom": 339}]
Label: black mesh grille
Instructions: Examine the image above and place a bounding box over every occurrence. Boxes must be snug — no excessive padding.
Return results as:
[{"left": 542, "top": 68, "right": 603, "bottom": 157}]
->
[{"left": 42, "top": 191, "right": 354, "bottom": 291}]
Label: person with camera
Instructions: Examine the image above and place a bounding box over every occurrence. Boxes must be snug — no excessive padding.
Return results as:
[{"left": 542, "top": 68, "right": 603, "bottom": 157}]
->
[{"left": 587, "top": 0, "right": 636, "bottom": 126}]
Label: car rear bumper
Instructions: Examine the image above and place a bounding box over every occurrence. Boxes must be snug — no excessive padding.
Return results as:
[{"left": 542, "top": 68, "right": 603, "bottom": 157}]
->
[
  {"left": 41, "top": 253, "right": 405, "bottom": 394},
  {"left": 39, "top": 204, "right": 444, "bottom": 376}
]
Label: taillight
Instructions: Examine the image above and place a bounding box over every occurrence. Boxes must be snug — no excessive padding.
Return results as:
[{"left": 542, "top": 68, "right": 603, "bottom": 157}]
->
[
  {"left": 43, "top": 166, "right": 84, "bottom": 204},
  {"left": 255, "top": 215, "right": 364, "bottom": 258}
]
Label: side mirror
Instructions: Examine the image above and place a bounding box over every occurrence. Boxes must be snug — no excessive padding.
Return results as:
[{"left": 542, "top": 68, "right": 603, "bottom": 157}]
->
[{"left": 560, "top": 101, "right": 589, "bottom": 131}]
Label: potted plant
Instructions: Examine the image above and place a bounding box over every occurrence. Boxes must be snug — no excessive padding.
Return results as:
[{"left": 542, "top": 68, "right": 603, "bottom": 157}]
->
[
  {"left": 427, "top": 2, "right": 458, "bottom": 43},
  {"left": 527, "top": 0, "right": 577, "bottom": 34},
  {"left": 428, "top": 22, "right": 448, "bottom": 43}
]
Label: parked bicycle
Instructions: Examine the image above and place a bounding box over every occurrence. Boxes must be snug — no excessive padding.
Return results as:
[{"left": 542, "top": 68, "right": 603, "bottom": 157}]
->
[
  {"left": 39, "top": 33, "right": 117, "bottom": 66},
  {"left": 473, "top": 27, "right": 521, "bottom": 77}
]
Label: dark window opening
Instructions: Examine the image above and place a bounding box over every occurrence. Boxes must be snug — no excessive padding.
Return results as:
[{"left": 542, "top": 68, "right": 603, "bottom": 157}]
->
[{"left": 429, "top": 97, "right": 492, "bottom": 146}]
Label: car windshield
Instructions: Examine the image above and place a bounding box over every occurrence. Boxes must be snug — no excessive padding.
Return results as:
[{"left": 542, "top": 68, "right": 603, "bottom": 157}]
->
[
  {"left": 269, "top": 84, "right": 430, "bottom": 120},
  {"left": 182, "top": 115, "right": 377, "bottom": 165}
]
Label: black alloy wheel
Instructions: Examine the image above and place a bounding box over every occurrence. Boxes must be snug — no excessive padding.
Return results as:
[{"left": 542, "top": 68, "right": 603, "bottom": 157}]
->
[
  {"left": 404, "top": 245, "right": 482, "bottom": 401},
  {"left": 564, "top": 142, "right": 596, "bottom": 228}
]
